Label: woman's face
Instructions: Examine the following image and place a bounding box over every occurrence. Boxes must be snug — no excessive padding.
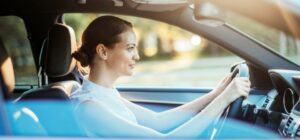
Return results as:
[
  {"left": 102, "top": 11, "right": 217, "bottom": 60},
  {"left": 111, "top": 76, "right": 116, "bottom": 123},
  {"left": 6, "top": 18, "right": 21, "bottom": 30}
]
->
[{"left": 106, "top": 29, "right": 139, "bottom": 76}]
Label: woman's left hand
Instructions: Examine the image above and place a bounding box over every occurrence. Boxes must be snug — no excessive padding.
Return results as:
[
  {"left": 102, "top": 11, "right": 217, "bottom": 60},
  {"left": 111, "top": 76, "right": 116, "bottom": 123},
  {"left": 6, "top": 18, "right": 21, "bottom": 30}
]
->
[{"left": 211, "top": 72, "right": 234, "bottom": 96}]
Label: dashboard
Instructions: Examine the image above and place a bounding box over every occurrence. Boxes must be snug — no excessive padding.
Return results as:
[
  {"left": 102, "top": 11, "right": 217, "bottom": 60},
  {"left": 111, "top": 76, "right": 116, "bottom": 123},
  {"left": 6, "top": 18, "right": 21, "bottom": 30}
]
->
[{"left": 268, "top": 69, "right": 300, "bottom": 138}]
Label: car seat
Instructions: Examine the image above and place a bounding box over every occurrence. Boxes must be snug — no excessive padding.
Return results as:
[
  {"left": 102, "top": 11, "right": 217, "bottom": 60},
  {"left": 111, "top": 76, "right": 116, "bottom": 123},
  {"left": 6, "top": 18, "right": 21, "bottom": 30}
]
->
[
  {"left": 16, "top": 23, "right": 82, "bottom": 101},
  {"left": 0, "top": 35, "right": 87, "bottom": 136}
]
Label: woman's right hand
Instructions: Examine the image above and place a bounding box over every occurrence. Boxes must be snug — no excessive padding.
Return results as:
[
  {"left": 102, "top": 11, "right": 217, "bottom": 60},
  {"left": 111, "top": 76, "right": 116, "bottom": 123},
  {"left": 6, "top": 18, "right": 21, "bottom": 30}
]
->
[{"left": 219, "top": 77, "right": 251, "bottom": 105}]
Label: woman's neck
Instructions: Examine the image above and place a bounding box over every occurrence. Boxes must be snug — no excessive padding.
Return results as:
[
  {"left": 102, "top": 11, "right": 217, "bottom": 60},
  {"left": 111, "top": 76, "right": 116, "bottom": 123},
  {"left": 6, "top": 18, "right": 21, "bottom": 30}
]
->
[{"left": 88, "top": 64, "right": 118, "bottom": 89}]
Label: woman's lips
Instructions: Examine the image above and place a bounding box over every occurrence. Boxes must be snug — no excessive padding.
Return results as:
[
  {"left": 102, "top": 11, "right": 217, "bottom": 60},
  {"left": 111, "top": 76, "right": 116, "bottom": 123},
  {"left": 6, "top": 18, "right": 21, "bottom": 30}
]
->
[{"left": 129, "top": 64, "right": 135, "bottom": 69}]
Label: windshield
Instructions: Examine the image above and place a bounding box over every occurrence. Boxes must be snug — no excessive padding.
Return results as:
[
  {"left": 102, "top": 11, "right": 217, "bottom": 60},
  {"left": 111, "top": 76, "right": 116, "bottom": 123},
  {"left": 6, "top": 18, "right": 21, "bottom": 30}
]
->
[
  {"left": 198, "top": 2, "right": 300, "bottom": 66},
  {"left": 225, "top": 11, "right": 300, "bottom": 65}
]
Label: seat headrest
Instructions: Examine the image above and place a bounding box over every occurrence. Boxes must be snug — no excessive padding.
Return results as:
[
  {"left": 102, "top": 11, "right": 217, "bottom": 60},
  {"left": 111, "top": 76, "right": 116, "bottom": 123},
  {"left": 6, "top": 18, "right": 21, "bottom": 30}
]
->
[
  {"left": 0, "top": 37, "right": 15, "bottom": 93},
  {"left": 45, "top": 23, "right": 76, "bottom": 77}
]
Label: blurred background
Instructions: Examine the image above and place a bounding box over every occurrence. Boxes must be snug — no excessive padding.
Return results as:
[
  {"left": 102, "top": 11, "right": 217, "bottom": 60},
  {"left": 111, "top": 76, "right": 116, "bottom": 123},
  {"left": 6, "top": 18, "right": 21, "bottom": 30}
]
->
[{"left": 1, "top": 6, "right": 300, "bottom": 87}]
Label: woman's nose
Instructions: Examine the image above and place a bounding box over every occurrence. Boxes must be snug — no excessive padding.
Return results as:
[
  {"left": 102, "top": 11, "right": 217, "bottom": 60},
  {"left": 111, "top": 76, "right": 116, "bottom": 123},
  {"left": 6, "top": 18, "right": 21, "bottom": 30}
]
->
[{"left": 133, "top": 50, "right": 140, "bottom": 61}]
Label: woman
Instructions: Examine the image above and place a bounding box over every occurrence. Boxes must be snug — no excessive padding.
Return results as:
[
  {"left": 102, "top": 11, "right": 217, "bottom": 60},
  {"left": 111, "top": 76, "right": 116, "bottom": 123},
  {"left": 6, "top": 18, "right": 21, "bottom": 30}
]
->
[{"left": 71, "top": 15, "right": 250, "bottom": 138}]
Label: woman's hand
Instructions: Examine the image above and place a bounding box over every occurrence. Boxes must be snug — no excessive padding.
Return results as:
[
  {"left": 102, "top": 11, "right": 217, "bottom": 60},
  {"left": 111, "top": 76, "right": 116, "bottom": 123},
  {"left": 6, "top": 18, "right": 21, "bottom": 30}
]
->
[
  {"left": 211, "top": 72, "right": 234, "bottom": 96},
  {"left": 219, "top": 77, "right": 251, "bottom": 105}
]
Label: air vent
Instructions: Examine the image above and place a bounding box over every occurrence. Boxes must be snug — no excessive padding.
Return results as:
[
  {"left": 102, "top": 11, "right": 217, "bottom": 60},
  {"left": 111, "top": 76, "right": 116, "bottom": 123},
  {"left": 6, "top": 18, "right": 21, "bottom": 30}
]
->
[
  {"left": 284, "top": 117, "right": 294, "bottom": 136},
  {"left": 296, "top": 127, "right": 300, "bottom": 138},
  {"left": 262, "top": 98, "right": 269, "bottom": 108}
]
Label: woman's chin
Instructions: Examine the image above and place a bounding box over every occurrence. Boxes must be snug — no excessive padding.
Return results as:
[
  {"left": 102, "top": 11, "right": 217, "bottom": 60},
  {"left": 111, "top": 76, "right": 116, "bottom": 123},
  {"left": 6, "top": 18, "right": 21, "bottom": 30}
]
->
[{"left": 123, "top": 71, "right": 133, "bottom": 76}]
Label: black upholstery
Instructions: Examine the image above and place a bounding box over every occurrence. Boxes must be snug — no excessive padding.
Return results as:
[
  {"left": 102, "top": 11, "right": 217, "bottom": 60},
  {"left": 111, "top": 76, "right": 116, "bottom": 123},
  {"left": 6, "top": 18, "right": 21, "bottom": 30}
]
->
[
  {"left": 47, "top": 23, "right": 84, "bottom": 84},
  {"left": 46, "top": 23, "right": 76, "bottom": 77},
  {"left": 17, "top": 23, "right": 82, "bottom": 101},
  {"left": 17, "top": 80, "right": 80, "bottom": 101},
  {"left": 48, "top": 68, "right": 84, "bottom": 84}
]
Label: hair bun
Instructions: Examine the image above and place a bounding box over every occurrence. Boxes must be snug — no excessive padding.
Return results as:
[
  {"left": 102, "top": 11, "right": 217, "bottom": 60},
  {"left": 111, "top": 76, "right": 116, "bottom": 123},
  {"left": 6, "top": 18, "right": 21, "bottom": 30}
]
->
[{"left": 72, "top": 50, "right": 89, "bottom": 67}]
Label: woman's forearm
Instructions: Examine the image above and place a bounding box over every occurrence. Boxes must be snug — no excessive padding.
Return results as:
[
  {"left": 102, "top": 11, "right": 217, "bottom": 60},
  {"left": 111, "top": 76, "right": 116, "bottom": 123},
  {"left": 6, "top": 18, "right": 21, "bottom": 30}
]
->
[
  {"left": 162, "top": 89, "right": 220, "bottom": 114},
  {"left": 137, "top": 75, "right": 232, "bottom": 132},
  {"left": 165, "top": 94, "right": 229, "bottom": 138},
  {"left": 150, "top": 90, "right": 221, "bottom": 132}
]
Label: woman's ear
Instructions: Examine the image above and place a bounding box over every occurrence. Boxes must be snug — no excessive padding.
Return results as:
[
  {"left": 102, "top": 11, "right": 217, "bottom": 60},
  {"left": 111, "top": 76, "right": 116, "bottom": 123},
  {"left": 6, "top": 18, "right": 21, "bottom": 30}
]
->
[{"left": 95, "top": 44, "right": 108, "bottom": 60}]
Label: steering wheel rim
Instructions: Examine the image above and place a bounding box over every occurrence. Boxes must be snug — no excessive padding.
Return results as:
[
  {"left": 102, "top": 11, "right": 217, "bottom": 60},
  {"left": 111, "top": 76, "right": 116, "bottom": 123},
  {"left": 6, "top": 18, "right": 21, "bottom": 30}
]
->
[{"left": 209, "top": 62, "right": 249, "bottom": 139}]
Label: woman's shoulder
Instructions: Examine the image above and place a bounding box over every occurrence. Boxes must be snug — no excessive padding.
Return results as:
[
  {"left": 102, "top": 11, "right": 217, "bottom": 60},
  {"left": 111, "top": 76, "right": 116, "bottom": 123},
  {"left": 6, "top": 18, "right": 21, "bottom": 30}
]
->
[
  {"left": 70, "top": 87, "right": 96, "bottom": 104},
  {"left": 71, "top": 89, "right": 90, "bottom": 99},
  {"left": 70, "top": 79, "right": 96, "bottom": 99}
]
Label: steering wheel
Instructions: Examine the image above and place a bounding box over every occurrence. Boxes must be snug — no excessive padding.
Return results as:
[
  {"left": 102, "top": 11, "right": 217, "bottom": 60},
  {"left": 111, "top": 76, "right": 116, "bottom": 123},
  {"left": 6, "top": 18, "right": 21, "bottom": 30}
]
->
[
  {"left": 227, "top": 63, "right": 249, "bottom": 118},
  {"left": 209, "top": 62, "right": 249, "bottom": 139}
]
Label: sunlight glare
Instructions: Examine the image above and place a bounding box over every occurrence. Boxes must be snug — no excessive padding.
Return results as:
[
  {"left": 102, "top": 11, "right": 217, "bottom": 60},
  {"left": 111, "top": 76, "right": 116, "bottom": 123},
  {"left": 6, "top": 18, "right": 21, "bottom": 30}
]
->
[
  {"left": 174, "top": 39, "right": 193, "bottom": 52},
  {"left": 191, "top": 35, "right": 202, "bottom": 46}
]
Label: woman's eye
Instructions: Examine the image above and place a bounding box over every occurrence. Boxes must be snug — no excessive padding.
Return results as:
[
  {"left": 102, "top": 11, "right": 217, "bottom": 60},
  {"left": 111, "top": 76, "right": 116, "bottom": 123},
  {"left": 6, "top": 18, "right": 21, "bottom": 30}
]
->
[{"left": 127, "top": 47, "right": 134, "bottom": 51}]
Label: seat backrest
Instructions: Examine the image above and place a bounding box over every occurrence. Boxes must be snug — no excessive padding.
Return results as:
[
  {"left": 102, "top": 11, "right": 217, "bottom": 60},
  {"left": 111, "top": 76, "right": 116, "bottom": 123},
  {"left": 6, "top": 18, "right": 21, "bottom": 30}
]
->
[
  {"left": 17, "top": 23, "right": 82, "bottom": 101},
  {"left": 0, "top": 36, "right": 86, "bottom": 137},
  {"left": 45, "top": 23, "right": 77, "bottom": 78},
  {"left": 19, "top": 80, "right": 80, "bottom": 100},
  {"left": 46, "top": 23, "right": 84, "bottom": 84}
]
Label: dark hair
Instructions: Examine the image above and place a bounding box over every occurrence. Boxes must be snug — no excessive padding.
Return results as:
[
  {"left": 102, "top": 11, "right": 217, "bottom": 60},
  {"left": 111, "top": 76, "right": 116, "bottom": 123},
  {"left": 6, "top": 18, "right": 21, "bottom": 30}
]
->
[{"left": 72, "top": 15, "right": 133, "bottom": 67}]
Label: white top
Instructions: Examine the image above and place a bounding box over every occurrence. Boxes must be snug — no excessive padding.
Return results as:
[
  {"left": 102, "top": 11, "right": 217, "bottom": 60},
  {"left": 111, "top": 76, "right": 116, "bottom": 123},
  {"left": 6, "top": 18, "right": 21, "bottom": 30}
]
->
[
  {"left": 69, "top": 79, "right": 216, "bottom": 138},
  {"left": 70, "top": 79, "right": 137, "bottom": 124}
]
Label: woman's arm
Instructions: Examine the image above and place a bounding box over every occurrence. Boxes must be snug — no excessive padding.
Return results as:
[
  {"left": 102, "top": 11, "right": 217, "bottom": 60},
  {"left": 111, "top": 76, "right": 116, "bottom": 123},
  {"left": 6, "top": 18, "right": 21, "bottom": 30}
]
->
[
  {"left": 78, "top": 94, "right": 227, "bottom": 138},
  {"left": 76, "top": 101, "right": 165, "bottom": 138},
  {"left": 122, "top": 73, "right": 234, "bottom": 132},
  {"left": 77, "top": 77, "right": 250, "bottom": 138},
  {"left": 121, "top": 89, "right": 219, "bottom": 133}
]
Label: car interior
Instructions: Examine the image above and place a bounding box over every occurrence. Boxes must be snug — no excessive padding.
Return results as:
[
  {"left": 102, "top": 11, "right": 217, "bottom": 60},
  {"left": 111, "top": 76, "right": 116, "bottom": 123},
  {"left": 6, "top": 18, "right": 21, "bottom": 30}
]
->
[
  {"left": 1, "top": 0, "right": 300, "bottom": 139},
  {"left": 16, "top": 23, "right": 81, "bottom": 101}
]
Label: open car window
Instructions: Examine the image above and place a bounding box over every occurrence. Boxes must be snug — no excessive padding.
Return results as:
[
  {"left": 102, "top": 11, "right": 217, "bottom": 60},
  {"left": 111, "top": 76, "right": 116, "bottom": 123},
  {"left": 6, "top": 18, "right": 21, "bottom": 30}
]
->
[
  {"left": 0, "top": 16, "right": 38, "bottom": 86},
  {"left": 65, "top": 14, "right": 242, "bottom": 87}
]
